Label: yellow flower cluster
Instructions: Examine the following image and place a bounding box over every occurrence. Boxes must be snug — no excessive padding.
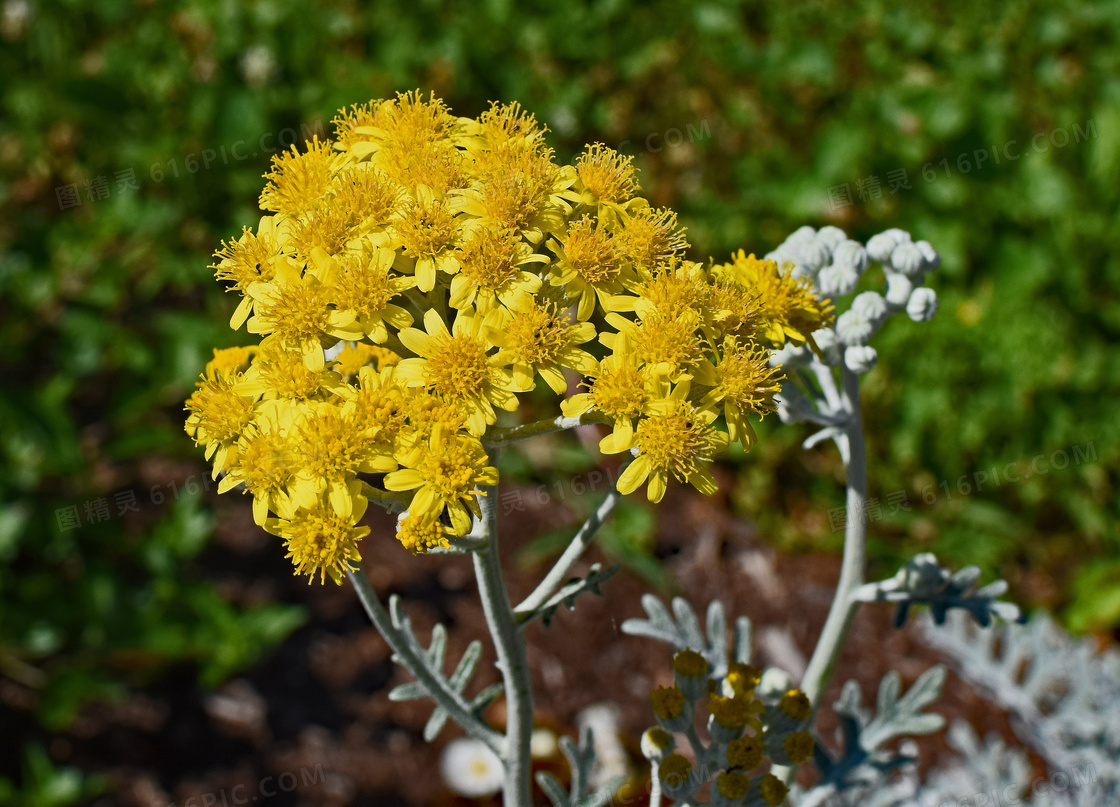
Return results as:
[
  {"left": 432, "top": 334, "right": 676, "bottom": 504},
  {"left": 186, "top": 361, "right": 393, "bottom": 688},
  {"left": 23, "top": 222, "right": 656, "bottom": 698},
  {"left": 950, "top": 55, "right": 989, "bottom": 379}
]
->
[{"left": 185, "top": 91, "right": 831, "bottom": 582}]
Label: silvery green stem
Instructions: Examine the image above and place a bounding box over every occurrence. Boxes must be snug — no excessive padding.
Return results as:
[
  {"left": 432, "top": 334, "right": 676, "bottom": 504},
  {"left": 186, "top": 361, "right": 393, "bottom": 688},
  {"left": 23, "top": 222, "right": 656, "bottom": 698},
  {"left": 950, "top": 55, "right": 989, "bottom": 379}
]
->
[
  {"left": 513, "top": 467, "right": 626, "bottom": 622},
  {"left": 799, "top": 363, "right": 868, "bottom": 709},
  {"left": 649, "top": 761, "right": 663, "bottom": 807},
  {"left": 484, "top": 412, "right": 609, "bottom": 446},
  {"left": 346, "top": 566, "right": 503, "bottom": 754},
  {"left": 472, "top": 480, "right": 535, "bottom": 807}
]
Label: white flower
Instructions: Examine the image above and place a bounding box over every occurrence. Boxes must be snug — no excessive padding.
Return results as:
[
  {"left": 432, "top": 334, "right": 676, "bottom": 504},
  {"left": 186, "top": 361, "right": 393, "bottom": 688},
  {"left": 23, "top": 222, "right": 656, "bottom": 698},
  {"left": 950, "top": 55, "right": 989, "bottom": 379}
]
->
[
  {"left": 771, "top": 342, "right": 810, "bottom": 368},
  {"left": 906, "top": 287, "right": 939, "bottom": 322},
  {"left": 531, "top": 727, "right": 558, "bottom": 759},
  {"left": 440, "top": 737, "right": 504, "bottom": 797},
  {"left": 844, "top": 345, "right": 878, "bottom": 374},
  {"left": 885, "top": 273, "right": 913, "bottom": 307},
  {"left": 832, "top": 239, "right": 869, "bottom": 274},
  {"left": 851, "top": 291, "right": 887, "bottom": 324},
  {"left": 835, "top": 309, "right": 874, "bottom": 345}
]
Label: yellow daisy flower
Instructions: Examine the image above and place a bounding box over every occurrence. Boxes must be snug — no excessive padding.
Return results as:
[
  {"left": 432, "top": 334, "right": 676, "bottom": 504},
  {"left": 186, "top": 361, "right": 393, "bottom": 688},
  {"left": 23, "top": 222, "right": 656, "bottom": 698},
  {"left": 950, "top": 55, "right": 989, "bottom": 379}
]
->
[
  {"left": 387, "top": 185, "right": 462, "bottom": 293},
  {"left": 235, "top": 336, "right": 346, "bottom": 401},
  {"left": 448, "top": 225, "right": 547, "bottom": 314},
  {"left": 219, "top": 409, "right": 298, "bottom": 525},
  {"left": 184, "top": 374, "right": 256, "bottom": 476},
  {"left": 266, "top": 479, "right": 369, "bottom": 584},
  {"left": 327, "top": 247, "right": 415, "bottom": 343},
  {"left": 486, "top": 301, "right": 598, "bottom": 394},
  {"left": 211, "top": 215, "right": 286, "bottom": 329},
  {"left": 548, "top": 216, "right": 632, "bottom": 321},
  {"left": 383, "top": 426, "right": 498, "bottom": 536},
  {"left": 394, "top": 308, "right": 520, "bottom": 436},
  {"left": 602, "top": 378, "right": 727, "bottom": 503},
  {"left": 711, "top": 251, "right": 833, "bottom": 347},
  {"left": 560, "top": 347, "right": 658, "bottom": 448},
  {"left": 698, "top": 338, "right": 783, "bottom": 448},
  {"left": 289, "top": 403, "right": 397, "bottom": 516},
  {"left": 245, "top": 256, "right": 363, "bottom": 371}
]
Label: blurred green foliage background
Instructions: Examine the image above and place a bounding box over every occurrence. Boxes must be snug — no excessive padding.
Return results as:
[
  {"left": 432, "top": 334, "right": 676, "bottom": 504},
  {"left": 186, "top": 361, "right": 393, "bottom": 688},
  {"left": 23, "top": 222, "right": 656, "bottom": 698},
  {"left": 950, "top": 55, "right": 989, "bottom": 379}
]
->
[{"left": 1, "top": 0, "right": 1118, "bottom": 799}]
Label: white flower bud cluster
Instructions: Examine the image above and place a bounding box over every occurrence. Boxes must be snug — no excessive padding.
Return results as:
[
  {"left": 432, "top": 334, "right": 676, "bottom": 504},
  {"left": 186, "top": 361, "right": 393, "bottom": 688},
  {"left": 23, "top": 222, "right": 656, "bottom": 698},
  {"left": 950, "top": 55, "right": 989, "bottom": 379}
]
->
[{"left": 770, "top": 226, "right": 940, "bottom": 376}]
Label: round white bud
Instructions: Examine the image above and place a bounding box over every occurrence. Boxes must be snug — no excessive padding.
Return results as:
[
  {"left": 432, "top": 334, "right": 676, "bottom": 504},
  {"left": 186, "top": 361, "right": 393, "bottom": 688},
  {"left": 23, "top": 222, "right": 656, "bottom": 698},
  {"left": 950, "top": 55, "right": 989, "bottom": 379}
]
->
[
  {"left": 851, "top": 291, "right": 888, "bottom": 324},
  {"left": 885, "top": 273, "right": 913, "bottom": 307},
  {"left": 832, "top": 239, "right": 869, "bottom": 274},
  {"left": 906, "top": 287, "right": 939, "bottom": 321},
  {"left": 835, "top": 309, "right": 874, "bottom": 345},
  {"left": 866, "top": 231, "right": 900, "bottom": 262},
  {"left": 817, "top": 264, "right": 860, "bottom": 297},
  {"left": 787, "top": 225, "right": 817, "bottom": 245},
  {"left": 890, "top": 241, "right": 925, "bottom": 277},
  {"left": 844, "top": 345, "right": 878, "bottom": 374},
  {"left": 816, "top": 225, "right": 848, "bottom": 251},
  {"left": 916, "top": 240, "right": 941, "bottom": 271}
]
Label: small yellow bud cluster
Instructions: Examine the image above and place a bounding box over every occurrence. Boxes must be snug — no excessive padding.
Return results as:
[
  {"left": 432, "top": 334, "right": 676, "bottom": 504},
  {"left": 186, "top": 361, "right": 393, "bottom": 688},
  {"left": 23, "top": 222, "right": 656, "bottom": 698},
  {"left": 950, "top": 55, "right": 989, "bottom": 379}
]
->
[
  {"left": 644, "top": 651, "right": 804, "bottom": 804},
  {"left": 187, "top": 92, "right": 832, "bottom": 582}
]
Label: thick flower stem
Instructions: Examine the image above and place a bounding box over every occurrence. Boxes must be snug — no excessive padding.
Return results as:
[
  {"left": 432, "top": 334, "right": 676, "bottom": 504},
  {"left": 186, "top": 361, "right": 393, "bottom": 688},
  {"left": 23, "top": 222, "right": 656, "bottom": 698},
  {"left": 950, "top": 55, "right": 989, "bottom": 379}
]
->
[
  {"left": 346, "top": 566, "right": 504, "bottom": 754},
  {"left": 799, "top": 364, "right": 868, "bottom": 711},
  {"left": 473, "top": 480, "right": 535, "bottom": 807},
  {"left": 483, "top": 412, "right": 609, "bottom": 446}
]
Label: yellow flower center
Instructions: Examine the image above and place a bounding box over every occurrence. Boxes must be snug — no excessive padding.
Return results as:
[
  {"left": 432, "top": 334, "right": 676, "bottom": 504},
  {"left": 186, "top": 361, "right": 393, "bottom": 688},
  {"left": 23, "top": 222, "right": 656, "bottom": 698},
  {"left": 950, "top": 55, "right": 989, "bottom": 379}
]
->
[
  {"left": 333, "top": 259, "right": 396, "bottom": 320},
  {"left": 403, "top": 390, "right": 468, "bottom": 437},
  {"left": 329, "top": 166, "right": 400, "bottom": 226},
  {"left": 258, "top": 136, "right": 335, "bottom": 217},
  {"left": 235, "top": 428, "right": 296, "bottom": 494},
  {"left": 395, "top": 195, "right": 457, "bottom": 258},
  {"left": 725, "top": 662, "right": 762, "bottom": 696},
  {"left": 588, "top": 361, "right": 649, "bottom": 422},
  {"left": 212, "top": 227, "right": 279, "bottom": 291},
  {"left": 478, "top": 100, "right": 543, "bottom": 144},
  {"left": 779, "top": 689, "right": 811, "bottom": 721},
  {"left": 617, "top": 207, "right": 687, "bottom": 270},
  {"left": 759, "top": 773, "right": 790, "bottom": 807},
  {"left": 470, "top": 139, "right": 558, "bottom": 231},
  {"left": 576, "top": 143, "right": 639, "bottom": 204},
  {"left": 417, "top": 436, "right": 486, "bottom": 499},
  {"left": 425, "top": 333, "right": 493, "bottom": 400},
  {"left": 657, "top": 753, "right": 692, "bottom": 786},
  {"left": 634, "top": 400, "right": 717, "bottom": 479},
  {"left": 261, "top": 280, "right": 332, "bottom": 345},
  {"left": 348, "top": 377, "right": 405, "bottom": 444},
  {"left": 282, "top": 504, "right": 366, "bottom": 583},
  {"left": 561, "top": 217, "right": 621, "bottom": 285},
  {"left": 708, "top": 694, "right": 751, "bottom": 729},
  {"left": 290, "top": 205, "right": 357, "bottom": 257},
  {"left": 256, "top": 343, "right": 328, "bottom": 398},
  {"left": 396, "top": 513, "right": 452, "bottom": 554},
  {"left": 185, "top": 377, "right": 255, "bottom": 445},
  {"left": 726, "top": 735, "right": 764, "bottom": 770},
  {"left": 716, "top": 770, "right": 751, "bottom": 800},
  {"left": 641, "top": 269, "right": 706, "bottom": 320},
  {"left": 630, "top": 314, "right": 703, "bottom": 370},
  {"left": 672, "top": 648, "right": 708, "bottom": 678},
  {"left": 715, "top": 342, "right": 782, "bottom": 414},
  {"left": 297, "top": 410, "right": 377, "bottom": 482},
  {"left": 505, "top": 305, "right": 576, "bottom": 366},
  {"left": 456, "top": 227, "right": 523, "bottom": 291},
  {"left": 650, "top": 685, "right": 685, "bottom": 720},
  {"left": 783, "top": 732, "right": 815, "bottom": 764}
]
